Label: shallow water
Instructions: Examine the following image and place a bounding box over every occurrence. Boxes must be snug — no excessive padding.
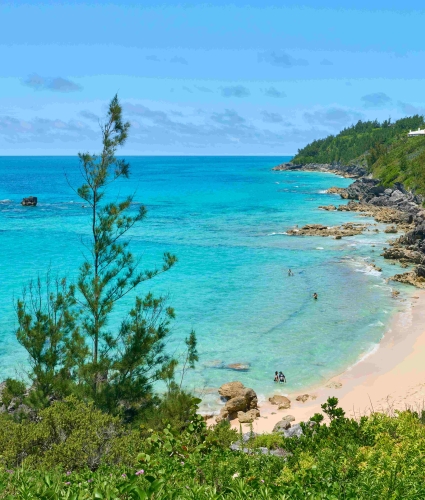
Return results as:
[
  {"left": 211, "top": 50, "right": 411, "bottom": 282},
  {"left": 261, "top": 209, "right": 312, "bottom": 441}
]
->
[{"left": 0, "top": 156, "right": 407, "bottom": 411}]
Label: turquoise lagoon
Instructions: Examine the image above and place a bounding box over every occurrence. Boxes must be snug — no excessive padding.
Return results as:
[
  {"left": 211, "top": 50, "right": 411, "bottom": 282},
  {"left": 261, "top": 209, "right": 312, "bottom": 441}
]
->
[{"left": 0, "top": 156, "right": 407, "bottom": 410}]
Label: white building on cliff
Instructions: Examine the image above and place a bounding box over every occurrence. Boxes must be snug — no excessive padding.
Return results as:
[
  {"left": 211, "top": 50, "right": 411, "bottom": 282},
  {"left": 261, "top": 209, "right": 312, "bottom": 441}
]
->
[{"left": 408, "top": 128, "right": 425, "bottom": 137}]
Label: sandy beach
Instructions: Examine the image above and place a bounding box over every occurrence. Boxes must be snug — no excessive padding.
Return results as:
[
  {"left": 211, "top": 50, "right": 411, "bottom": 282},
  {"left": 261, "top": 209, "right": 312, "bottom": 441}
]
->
[{"left": 224, "top": 290, "right": 425, "bottom": 433}]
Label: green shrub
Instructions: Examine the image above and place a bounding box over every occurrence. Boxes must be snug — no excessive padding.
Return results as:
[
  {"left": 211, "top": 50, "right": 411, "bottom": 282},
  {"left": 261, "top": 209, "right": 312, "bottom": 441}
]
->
[
  {"left": 140, "top": 388, "right": 199, "bottom": 434},
  {"left": 2, "top": 397, "right": 425, "bottom": 498},
  {"left": 0, "top": 378, "right": 26, "bottom": 408},
  {"left": 205, "top": 419, "right": 238, "bottom": 449},
  {"left": 0, "top": 396, "right": 138, "bottom": 470}
]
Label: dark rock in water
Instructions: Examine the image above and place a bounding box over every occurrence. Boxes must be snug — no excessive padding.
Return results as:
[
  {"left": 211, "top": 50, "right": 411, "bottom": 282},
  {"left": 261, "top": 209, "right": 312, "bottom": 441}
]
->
[{"left": 21, "top": 196, "right": 37, "bottom": 206}]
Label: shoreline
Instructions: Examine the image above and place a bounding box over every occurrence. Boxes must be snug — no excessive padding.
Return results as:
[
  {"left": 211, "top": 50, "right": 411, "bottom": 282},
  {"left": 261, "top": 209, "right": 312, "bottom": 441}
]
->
[
  {"left": 233, "top": 164, "right": 425, "bottom": 432},
  {"left": 235, "top": 289, "right": 425, "bottom": 433},
  {"left": 207, "top": 165, "right": 425, "bottom": 431}
]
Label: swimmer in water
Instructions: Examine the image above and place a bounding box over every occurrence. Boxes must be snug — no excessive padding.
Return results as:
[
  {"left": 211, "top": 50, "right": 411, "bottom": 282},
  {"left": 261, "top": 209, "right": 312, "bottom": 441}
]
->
[{"left": 313, "top": 292, "right": 318, "bottom": 300}]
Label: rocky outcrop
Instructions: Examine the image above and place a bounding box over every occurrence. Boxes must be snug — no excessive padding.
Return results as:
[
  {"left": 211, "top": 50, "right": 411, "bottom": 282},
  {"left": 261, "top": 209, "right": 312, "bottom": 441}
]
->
[
  {"left": 275, "top": 160, "right": 425, "bottom": 287},
  {"left": 390, "top": 266, "right": 425, "bottom": 289},
  {"left": 369, "top": 263, "right": 382, "bottom": 272},
  {"left": 382, "top": 245, "right": 425, "bottom": 265},
  {"left": 237, "top": 409, "right": 260, "bottom": 423},
  {"left": 216, "top": 382, "right": 258, "bottom": 422},
  {"left": 336, "top": 181, "right": 422, "bottom": 220},
  {"left": 343, "top": 201, "right": 411, "bottom": 225},
  {"left": 287, "top": 222, "right": 368, "bottom": 238},
  {"left": 273, "top": 415, "right": 295, "bottom": 432},
  {"left": 21, "top": 196, "right": 37, "bottom": 206},
  {"left": 272, "top": 162, "right": 366, "bottom": 178},
  {"left": 327, "top": 187, "right": 347, "bottom": 196},
  {"left": 218, "top": 381, "right": 245, "bottom": 399},
  {"left": 269, "top": 395, "right": 291, "bottom": 408},
  {"left": 295, "top": 394, "right": 317, "bottom": 403}
]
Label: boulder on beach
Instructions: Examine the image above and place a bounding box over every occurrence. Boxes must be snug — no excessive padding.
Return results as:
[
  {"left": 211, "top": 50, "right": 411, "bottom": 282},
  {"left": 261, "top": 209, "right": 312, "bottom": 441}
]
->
[
  {"left": 237, "top": 409, "right": 260, "bottom": 423},
  {"left": 225, "top": 395, "right": 249, "bottom": 414},
  {"left": 269, "top": 395, "right": 291, "bottom": 408},
  {"left": 218, "top": 381, "right": 245, "bottom": 400},
  {"left": 325, "top": 381, "right": 342, "bottom": 389},
  {"left": 216, "top": 382, "right": 259, "bottom": 422},
  {"left": 21, "top": 196, "right": 37, "bottom": 206},
  {"left": 273, "top": 415, "right": 295, "bottom": 432},
  {"left": 295, "top": 394, "right": 317, "bottom": 403}
]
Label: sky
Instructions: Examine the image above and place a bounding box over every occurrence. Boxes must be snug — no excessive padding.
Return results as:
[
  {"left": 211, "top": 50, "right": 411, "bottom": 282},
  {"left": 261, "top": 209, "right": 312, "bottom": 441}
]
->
[{"left": 2, "top": 1, "right": 425, "bottom": 155}]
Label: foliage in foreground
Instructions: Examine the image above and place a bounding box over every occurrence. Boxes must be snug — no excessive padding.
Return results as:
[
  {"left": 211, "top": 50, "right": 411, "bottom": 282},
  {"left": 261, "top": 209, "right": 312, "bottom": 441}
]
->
[{"left": 2, "top": 397, "right": 425, "bottom": 498}]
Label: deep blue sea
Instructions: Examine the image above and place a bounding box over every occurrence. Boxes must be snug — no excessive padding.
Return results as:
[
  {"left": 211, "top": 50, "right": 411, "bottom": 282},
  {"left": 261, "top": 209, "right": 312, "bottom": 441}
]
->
[{"left": 0, "top": 156, "right": 408, "bottom": 410}]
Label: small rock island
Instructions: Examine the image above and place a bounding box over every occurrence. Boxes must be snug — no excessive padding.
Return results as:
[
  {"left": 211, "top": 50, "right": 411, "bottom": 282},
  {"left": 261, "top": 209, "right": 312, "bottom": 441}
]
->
[{"left": 21, "top": 196, "right": 37, "bottom": 206}]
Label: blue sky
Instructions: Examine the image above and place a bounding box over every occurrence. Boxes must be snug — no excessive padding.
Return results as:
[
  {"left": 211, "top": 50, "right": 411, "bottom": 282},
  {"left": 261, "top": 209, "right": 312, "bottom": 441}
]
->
[{"left": 2, "top": 1, "right": 425, "bottom": 155}]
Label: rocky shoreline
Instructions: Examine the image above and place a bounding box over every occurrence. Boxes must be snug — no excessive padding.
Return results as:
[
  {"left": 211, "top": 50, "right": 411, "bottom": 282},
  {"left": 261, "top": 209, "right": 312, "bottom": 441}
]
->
[
  {"left": 272, "top": 161, "right": 366, "bottom": 178},
  {"left": 275, "top": 162, "right": 425, "bottom": 288}
]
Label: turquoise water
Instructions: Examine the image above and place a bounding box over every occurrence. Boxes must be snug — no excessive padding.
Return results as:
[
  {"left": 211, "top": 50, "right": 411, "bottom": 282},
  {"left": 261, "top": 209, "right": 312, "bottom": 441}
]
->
[{"left": 0, "top": 156, "right": 404, "bottom": 410}]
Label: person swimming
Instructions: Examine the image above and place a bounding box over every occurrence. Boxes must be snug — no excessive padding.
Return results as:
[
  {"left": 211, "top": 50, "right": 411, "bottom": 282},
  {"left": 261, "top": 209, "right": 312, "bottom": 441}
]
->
[
  {"left": 279, "top": 371, "right": 286, "bottom": 383},
  {"left": 313, "top": 292, "right": 318, "bottom": 300},
  {"left": 274, "top": 371, "right": 279, "bottom": 382}
]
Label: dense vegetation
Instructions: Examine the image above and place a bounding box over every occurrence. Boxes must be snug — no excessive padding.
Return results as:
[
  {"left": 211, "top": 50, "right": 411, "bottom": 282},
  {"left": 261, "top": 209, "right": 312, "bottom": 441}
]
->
[
  {"left": 1, "top": 396, "right": 425, "bottom": 498},
  {"left": 294, "top": 115, "right": 425, "bottom": 193}
]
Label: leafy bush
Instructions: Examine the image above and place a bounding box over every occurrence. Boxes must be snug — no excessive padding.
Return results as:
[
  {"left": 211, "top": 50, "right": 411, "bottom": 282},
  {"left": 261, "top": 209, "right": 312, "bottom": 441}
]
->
[
  {"left": 139, "top": 389, "right": 200, "bottom": 434},
  {"left": 0, "top": 378, "right": 26, "bottom": 408},
  {"left": 0, "top": 396, "right": 137, "bottom": 470},
  {"left": 2, "top": 397, "right": 425, "bottom": 498}
]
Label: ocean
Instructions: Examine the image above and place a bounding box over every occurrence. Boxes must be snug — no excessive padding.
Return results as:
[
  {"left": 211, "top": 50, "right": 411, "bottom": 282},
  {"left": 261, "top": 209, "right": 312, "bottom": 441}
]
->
[{"left": 0, "top": 156, "right": 408, "bottom": 411}]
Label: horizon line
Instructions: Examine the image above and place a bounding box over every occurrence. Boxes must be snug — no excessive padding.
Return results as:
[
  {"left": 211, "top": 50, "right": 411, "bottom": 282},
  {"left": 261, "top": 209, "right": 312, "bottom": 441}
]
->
[{"left": 0, "top": 154, "right": 295, "bottom": 158}]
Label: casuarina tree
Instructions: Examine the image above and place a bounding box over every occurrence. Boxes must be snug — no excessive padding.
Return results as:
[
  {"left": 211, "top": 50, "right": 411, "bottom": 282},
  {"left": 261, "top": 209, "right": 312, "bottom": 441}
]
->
[
  {"left": 73, "top": 95, "right": 178, "bottom": 406},
  {"left": 17, "top": 95, "right": 191, "bottom": 416}
]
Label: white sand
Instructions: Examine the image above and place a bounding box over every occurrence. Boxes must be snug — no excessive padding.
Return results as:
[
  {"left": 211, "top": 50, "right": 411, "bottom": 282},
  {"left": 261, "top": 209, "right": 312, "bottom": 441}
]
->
[{"left": 217, "top": 291, "right": 425, "bottom": 433}]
